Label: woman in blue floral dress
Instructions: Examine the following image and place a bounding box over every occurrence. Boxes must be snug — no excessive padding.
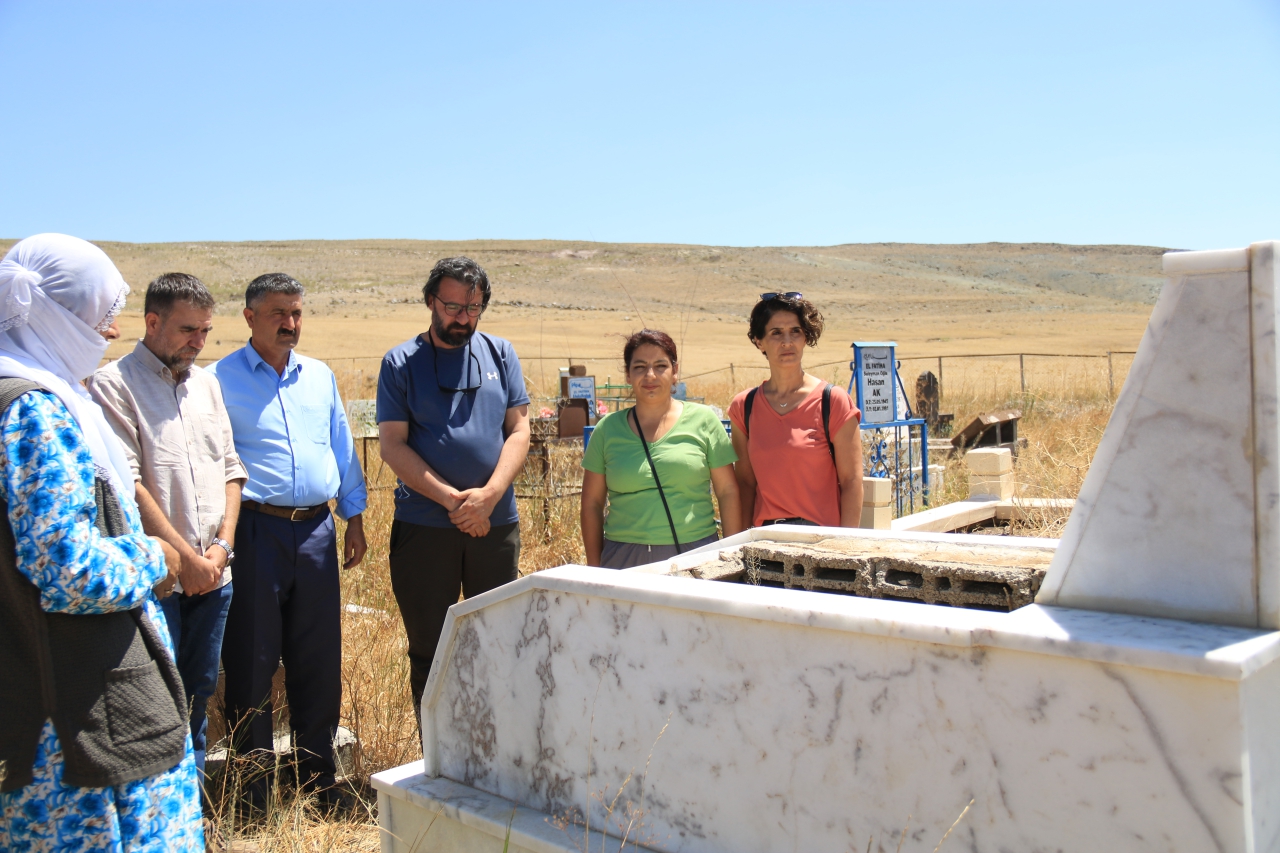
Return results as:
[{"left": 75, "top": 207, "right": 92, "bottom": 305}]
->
[{"left": 0, "top": 235, "right": 203, "bottom": 852}]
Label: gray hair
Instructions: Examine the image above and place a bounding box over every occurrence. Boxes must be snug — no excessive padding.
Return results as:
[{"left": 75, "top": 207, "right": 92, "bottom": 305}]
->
[
  {"left": 144, "top": 272, "right": 215, "bottom": 316},
  {"left": 422, "top": 257, "right": 491, "bottom": 307},
  {"left": 245, "top": 272, "right": 305, "bottom": 308}
]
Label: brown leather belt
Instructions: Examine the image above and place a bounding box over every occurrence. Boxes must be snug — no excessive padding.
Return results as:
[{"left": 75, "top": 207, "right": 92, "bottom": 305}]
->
[{"left": 242, "top": 500, "right": 326, "bottom": 522}]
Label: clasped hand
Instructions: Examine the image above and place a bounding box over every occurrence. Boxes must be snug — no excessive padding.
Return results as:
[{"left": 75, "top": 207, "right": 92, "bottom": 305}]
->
[{"left": 447, "top": 486, "right": 496, "bottom": 537}]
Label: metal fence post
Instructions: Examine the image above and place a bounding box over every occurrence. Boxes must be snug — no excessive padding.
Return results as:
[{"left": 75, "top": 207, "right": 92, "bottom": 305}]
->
[
  {"left": 1107, "top": 351, "right": 1115, "bottom": 401},
  {"left": 541, "top": 442, "right": 552, "bottom": 542},
  {"left": 1019, "top": 353, "right": 1026, "bottom": 395},
  {"left": 937, "top": 356, "right": 943, "bottom": 402}
]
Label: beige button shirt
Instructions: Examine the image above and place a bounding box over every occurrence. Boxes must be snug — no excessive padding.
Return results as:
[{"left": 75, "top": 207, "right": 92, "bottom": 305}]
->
[{"left": 88, "top": 340, "right": 247, "bottom": 591}]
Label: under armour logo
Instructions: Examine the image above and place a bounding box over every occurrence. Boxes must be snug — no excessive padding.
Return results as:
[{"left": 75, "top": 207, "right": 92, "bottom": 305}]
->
[{"left": 487, "top": 371, "right": 499, "bottom": 380}]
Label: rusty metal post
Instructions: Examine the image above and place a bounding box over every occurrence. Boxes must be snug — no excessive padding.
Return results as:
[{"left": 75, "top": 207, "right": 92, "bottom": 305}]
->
[
  {"left": 1019, "top": 354, "right": 1026, "bottom": 395},
  {"left": 1107, "top": 351, "right": 1115, "bottom": 401}
]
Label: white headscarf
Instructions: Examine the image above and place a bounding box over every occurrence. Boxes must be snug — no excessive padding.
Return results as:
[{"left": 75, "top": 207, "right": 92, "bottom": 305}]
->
[{"left": 0, "top": 234, "right": 135, "bottom": 497}]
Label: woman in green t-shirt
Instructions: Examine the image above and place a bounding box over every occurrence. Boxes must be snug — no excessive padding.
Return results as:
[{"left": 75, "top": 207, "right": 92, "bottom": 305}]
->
[{"left": 581, "top": 329, "right": 743, "bottom": 569}]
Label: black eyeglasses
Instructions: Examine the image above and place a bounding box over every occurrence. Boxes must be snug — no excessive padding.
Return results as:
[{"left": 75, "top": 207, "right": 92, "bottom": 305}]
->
[
  {"left": 435, "top": 300, "right": 486, "bottom": 317},
  {"left": 760, "top": 291, "right": 803, "bottom": 302},
  {"left": 429, "top": 336, "right": 483, "bottom": 393}
]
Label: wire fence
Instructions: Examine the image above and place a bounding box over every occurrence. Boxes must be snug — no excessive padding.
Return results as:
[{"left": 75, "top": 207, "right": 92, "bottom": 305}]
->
[
  {"left": 314, "top": 349, "right": 1138, "bottom": 414},
  {"left": 264, "top": 349, "right": 1139, "bottom": 527}
]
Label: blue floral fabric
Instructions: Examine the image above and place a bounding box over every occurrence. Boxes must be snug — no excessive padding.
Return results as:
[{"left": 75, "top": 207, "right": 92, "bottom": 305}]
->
[{"left": 0, "top": 391, "right": 203, "bottom": 853}]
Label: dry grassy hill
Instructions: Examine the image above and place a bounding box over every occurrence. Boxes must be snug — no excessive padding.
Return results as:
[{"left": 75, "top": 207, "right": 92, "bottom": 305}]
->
[{"left": 0, "top": 239, "right": 1162, "bottom": 378}]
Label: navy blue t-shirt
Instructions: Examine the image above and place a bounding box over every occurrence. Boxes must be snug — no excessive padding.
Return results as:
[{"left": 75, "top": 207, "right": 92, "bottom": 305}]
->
[{"left": 376, "top": 331, "right": 530, "bottom": 527}]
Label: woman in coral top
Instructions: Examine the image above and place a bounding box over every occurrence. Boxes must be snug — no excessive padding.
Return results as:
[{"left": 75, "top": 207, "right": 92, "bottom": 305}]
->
[{"left": 728, "top": 293, "right": 864, "bottom": 529}]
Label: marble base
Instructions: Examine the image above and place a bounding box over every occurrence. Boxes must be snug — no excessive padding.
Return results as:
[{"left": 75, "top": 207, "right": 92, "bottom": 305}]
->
[
  {"left": 390, "top": 539, "right": 1280, "bottom": 853},
  {"left": 373, "top": 762, "right": 640, "bottom": 853}
]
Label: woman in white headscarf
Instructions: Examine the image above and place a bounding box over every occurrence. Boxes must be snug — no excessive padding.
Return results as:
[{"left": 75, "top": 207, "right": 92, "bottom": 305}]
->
[{"left": 0, "top": 235, "right": 203, "bottom": 852}]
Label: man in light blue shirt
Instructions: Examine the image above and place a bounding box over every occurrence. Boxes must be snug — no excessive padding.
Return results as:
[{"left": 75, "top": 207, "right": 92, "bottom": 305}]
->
[{"left": 208, "top": 273, "right": 367, "bottom": 813}]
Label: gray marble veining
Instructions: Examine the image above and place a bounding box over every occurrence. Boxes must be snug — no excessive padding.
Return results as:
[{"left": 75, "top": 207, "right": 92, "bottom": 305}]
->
[{"left": 415, "top": 566, "right": 1280, "bottom": 852}]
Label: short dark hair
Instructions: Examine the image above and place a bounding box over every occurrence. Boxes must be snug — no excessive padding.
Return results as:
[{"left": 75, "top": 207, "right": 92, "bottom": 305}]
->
[
  {"left": 623, "top": 329, "right": 678, "bottom": 369},
  {"left": 144, "top": 273, "right": 215, "bottom": 316},
  {"left": 422, "top": 257, "right": 491, "bottom": 308},
  {"left": 748, "top": 295, "right": 825, "bottom": 347},
  {"left": 245, "top": 273, "right": 305, "bottom": 308}
]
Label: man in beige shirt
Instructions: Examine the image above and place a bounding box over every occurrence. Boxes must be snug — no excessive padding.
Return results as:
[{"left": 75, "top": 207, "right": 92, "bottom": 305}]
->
[{"left": 88, "top": 272, "right": 247, "bottom": 790}]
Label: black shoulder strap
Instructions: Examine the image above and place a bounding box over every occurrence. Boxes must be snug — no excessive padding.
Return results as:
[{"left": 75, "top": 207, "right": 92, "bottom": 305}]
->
[
  {"left": 743, "top": 387, "right": 758, "bottom": 438},
  {"left": 745, "top": 383, "right": 834, "bottom": 461},
  {"left": 0, "top": 379, "right": 40, "bottom": 415},
  {"left": 822, "top": 383, "right": 834, "bottom": 461},
  {"left": 629, "top": 407, "right": 681, "bottom": 553}
]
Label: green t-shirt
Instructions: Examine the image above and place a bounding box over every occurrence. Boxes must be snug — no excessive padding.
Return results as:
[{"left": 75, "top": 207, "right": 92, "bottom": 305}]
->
[{"left": 582, "top": 402, "right": 737, "bottom": 545}]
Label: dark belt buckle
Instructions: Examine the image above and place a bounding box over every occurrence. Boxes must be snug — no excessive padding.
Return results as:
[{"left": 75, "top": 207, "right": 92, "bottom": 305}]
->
[{"left": 290, "top": 507, "right": 310, "bottom": 522}]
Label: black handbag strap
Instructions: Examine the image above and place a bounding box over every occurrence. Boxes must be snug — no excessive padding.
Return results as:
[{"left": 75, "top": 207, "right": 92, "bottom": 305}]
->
[{"left": 629, "top": 407, "right": 682, "bottom": 553}]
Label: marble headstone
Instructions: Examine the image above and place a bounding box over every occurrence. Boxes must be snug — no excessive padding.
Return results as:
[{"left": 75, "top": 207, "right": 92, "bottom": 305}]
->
[{"left": 1039, "top": 241, "right": 1280, "bottom": 628}]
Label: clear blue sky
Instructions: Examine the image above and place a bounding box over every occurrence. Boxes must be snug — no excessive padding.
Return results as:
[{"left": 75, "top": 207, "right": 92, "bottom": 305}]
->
[{"left": 1, "top": 1, "right": 1277, "bottom": 249}]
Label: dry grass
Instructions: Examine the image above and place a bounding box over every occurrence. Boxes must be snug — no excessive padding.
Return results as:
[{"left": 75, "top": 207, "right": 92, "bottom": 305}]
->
[
  {"left": 203, "top": 757, "right": 380, "bottom": 852},
  {"left": 930, "top": 356, "right": 1120, "bottom": 536}
]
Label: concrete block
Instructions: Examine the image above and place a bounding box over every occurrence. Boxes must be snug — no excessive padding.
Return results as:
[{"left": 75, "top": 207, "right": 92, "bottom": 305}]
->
[
  {"left": 966, "top": 447, "right": 1013, "bottom": 475},
  {"left": 860, "top": 504, "right": 893, "bottom": 530},
  {"left": 742, "top": 538, "right": 1051, "bottom": 611},
  {"left": 862, "top": 476, "right": 892, "bottom": 507},
  {"left": 970, "top": 472, "right": 1015, "bottom": 501}
]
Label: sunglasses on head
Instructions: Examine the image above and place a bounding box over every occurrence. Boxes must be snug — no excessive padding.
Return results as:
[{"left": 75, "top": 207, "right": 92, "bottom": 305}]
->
[{"left": 760, "top": 292, "right": 803, "bottom": 302}]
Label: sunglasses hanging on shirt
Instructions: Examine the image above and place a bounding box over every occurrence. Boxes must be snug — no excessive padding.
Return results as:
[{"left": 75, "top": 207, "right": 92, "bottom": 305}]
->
[{"left": 429, "top": 336, "right": 483, "bottom": 393}]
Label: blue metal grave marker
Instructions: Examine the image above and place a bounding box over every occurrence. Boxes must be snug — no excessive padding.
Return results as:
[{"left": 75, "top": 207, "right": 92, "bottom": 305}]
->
[{"left": 850, "top": 341, "right": 930, "bottom": 514}]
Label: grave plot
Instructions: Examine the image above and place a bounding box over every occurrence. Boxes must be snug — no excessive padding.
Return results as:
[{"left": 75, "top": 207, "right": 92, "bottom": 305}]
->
[
  {"left": 374, "top": 242, "right": 1280, "bottom": 853},
  {"left": 679, "top": 536, "right": 1052, "bottom": 611}
]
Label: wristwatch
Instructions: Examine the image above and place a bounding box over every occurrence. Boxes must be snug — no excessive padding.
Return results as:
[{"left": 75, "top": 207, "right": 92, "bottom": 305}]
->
[{"left": 211, "top": 538, "right": 236, "bottom": 566}]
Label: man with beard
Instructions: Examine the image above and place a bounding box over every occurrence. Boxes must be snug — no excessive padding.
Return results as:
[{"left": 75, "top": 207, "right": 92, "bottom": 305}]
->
[
  {"left": 88, "top": 272, "right": 247, "bottom": 800},
  {"left": 207, "top": 272, "right": 367, "bottom": 813},
  {"left": 377, "top": 256, "right": 530, "bottom": 736}
]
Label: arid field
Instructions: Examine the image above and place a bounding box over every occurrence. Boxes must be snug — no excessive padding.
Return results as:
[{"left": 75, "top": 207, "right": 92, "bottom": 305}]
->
[{"left": 0, "top": 238, "right": 1160, "bottom": 380}]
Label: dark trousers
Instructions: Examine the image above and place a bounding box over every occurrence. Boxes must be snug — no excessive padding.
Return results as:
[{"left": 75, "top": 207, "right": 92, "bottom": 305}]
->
[
  {"left": 159, "top": 580, "right": 234, "bottom": 797},
  {"left": 221, "top": 508, "right": 342, "bottom": 789},
  {"left": 388, "top": 519, "right": 520, "bottom": 716}
]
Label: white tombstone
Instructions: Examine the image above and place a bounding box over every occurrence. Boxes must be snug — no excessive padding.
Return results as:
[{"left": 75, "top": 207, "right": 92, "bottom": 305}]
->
[{"left": 1038, "top": 241, "right": 1280, "bottom": 628}]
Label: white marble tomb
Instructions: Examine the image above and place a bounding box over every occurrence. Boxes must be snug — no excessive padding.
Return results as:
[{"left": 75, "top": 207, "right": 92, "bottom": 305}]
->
[
  {"left": 376, "top": 556, "right": 1280, "bottom": 852},
  {"left": 374, "top": 242, "right": 1280, "bottom": 853}
]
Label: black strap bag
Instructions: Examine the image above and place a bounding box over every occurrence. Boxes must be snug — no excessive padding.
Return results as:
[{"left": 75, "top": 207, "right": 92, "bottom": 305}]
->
[{"left": 629, "top": 407, "right": 682, "bottom": 554}]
